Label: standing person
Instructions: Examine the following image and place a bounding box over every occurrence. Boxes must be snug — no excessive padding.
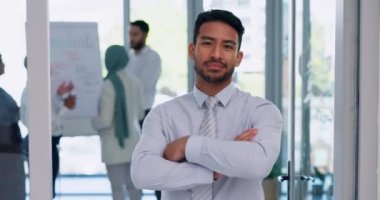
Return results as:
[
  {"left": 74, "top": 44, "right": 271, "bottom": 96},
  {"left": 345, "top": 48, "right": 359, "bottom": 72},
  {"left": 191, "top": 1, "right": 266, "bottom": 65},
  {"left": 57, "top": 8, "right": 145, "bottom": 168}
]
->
[
  {"left": 0, "top": 53, "right": 25, "bottom": 200},
  {"left": 127, "top": 20, "right": 162, "bottom": 199},
  {"left": 126, "top": 20, "right": 161, "bottom": 126},
  {"left": 131, "top": 9, "right": 283, "bottom": 200},
  {"left": 20, "top": 56, "right": 76, "bottom": 199},
  {"left": 92, "top": 45, "right": 144, "bottom": 200}
]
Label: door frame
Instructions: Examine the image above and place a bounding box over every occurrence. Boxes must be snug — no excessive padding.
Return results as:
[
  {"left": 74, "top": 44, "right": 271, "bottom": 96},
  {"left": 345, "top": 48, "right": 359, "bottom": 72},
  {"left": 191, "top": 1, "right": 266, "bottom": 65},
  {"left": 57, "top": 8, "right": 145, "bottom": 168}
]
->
[
  {"left": 358, "top": 0, "right": 380, "bottom": 199},
  {"left": 334, "top": 0, "right": 360, "bottom": 199}
]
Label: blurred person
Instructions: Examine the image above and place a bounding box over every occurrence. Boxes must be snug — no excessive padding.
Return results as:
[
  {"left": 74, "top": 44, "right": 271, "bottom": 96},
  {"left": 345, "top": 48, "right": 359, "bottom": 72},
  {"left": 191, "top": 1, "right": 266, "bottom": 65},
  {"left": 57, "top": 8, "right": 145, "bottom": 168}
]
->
[
  {"left": 126, "top": 20, "right": 161, "bottom": 126},
  {"left": 92, "top": 45, "right": 144, "bottom": 200},
  {"left": 127, "top": 19, "right": 162, "bottom": 200},
  {"left": 20, "top": 56, "right": 76, "bottom": 199},
  {"left": 0, "top": 53, "right": 26, "bottom": 200},
  {"left": 131, "top": 10, "right": 283, "bottom": 200}
]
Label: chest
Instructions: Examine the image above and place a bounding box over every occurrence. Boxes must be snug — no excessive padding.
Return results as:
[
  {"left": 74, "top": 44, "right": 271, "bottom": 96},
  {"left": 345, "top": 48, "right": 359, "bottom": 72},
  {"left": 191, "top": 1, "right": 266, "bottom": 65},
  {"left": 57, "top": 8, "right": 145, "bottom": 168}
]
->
[
  {"left": 162, "top": 105, "right": 254, "bottom": 143},
  {"left": 128, "top": 56, "right": 150, "bottom": 73}
]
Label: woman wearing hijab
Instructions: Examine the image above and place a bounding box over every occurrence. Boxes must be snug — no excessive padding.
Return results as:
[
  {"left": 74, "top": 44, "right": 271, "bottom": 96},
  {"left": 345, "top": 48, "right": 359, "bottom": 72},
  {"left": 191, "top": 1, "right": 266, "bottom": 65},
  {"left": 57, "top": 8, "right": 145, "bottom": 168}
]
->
[
  {"left": 0, "top": 53, "right": 25, "bottom": 200},
  {"left": 92, "top": 45, "right": 144, "bottom": 200}
]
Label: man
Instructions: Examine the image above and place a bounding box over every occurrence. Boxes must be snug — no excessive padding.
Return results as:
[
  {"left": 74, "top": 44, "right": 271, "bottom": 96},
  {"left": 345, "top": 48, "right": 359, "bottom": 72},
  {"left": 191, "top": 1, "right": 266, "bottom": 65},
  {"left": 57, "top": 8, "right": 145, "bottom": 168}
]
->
[
  {"left": 131, "top": 9, "right": 283, "bottom": 200},
  {"left": 20, "top": 57, "right": 76, "bottom": 198},
  {"left": 126, "top": 20, "right": 161, "bottom": 126}
]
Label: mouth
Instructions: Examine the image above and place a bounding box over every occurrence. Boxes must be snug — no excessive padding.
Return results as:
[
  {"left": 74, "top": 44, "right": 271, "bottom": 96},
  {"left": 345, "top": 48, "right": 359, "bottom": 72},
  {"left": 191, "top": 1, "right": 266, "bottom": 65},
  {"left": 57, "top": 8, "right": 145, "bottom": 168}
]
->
[{"left": 204, "top": 61, "right": 226, "bottom": 71}]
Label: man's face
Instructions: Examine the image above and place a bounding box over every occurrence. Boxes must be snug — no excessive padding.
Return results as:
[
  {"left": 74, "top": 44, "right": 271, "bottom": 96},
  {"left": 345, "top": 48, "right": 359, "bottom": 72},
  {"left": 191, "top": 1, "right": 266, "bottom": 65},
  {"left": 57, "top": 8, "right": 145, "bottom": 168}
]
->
[
  {"left": 129, "top": 25, "right": 147, "bottom": 51},
  {"left": 0, "top": 55, "right": 4, "bottom": 75},
  {"left": 189, "top": 21, "right": 243, "bottom": 84}
]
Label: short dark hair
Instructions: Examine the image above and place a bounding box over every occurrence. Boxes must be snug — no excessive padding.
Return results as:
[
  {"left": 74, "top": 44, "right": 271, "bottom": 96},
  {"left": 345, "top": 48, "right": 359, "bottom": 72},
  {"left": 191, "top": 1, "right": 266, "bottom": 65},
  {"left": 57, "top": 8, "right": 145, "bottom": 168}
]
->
[
  {"left": 131, "top": 20, "right": 149, "bottom": 33},
  {"left": 193, "top": 9, "right": 245, "bottom": 50}
]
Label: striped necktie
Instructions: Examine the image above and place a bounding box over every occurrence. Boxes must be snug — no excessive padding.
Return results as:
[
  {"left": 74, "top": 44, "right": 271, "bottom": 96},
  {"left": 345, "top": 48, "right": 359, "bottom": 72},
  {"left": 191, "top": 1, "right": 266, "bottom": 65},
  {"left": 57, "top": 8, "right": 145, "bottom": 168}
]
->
[{"left": 192, "top": 96, "right": 219, "bottom": 200}]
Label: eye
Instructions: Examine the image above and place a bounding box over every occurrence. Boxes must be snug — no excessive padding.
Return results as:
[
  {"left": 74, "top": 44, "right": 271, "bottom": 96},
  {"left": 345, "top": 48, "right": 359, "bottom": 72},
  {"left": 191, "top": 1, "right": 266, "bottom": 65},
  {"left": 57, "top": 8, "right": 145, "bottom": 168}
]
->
[
  {"left": 224, "top": 44, "right": 235, "bottom": 50},
  {"left": 201, "top": 40, "right": 212, "bottom": 46}
]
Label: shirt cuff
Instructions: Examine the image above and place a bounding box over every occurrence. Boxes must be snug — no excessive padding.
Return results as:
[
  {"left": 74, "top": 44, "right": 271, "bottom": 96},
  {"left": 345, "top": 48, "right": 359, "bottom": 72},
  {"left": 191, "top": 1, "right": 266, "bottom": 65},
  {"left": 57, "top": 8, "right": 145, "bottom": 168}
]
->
[{"left": 185, "top": 135, "right": 205, "bottom": 164}]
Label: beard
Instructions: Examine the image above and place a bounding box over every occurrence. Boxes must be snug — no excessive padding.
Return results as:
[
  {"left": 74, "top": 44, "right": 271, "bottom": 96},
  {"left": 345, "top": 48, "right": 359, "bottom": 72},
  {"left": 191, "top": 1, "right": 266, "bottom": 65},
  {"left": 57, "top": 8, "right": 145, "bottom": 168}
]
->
[
  {"left": 131, "top": 40, "right": 145, "bottom": 51},
  {"left": 194, "top": 60, "right": 235, "bottom": 83}
]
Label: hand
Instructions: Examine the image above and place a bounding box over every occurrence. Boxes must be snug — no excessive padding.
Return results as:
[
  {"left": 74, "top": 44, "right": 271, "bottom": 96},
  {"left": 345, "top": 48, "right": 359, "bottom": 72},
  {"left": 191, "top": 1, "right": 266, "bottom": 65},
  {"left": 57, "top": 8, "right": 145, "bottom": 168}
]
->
[
  {"left": 213, "top": 172, "right": 223, "bottom": 181},
  {"left": 163, "top": 136, "right": 190, "bottom": 162},
  {"left": 64, "top": 94, "right": 76, "bottom": 109},
  {"left": 57, "top": 81, "right": 74, "bottom": 96},
  {"left": 234, "top": 128, "right": 258, "bottom": 141}
]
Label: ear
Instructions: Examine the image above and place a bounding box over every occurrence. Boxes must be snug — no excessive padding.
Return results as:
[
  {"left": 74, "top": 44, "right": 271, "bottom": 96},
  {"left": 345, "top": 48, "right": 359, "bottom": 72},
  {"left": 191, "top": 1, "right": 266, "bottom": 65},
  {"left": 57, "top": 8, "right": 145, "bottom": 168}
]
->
[
  {"left": 235, "top": 51, "right": 244, "bottom": 67},
  {"left": 188, "top": 43, "right": 195, "bottom": 60}
]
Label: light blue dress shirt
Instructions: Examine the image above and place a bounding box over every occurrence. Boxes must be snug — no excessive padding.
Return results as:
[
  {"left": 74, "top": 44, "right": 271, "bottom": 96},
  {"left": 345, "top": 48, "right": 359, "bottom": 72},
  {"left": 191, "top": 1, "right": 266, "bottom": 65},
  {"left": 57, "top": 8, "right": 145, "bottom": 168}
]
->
[
  {"left": 125, "top": 46, "right": 161, "bottom": 110},
  {"left": 131, "top": 83, "right": 283, "bottom": 200}
]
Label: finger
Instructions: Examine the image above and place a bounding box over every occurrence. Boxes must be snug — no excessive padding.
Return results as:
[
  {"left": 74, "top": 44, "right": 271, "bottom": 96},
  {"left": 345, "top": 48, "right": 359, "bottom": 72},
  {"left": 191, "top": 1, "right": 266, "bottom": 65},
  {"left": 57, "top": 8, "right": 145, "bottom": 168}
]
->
[
  {"left": 244, "top": 132, "right": 257, "bottom": 141},
  {"left": 235, "top": 129, "right": 257, "bottom": 140},
  {"left": 239, "top": 132, "right": 256, "bottom": 141},
  {"left": 236, "top": 130, "right": 257, "bottom": 141},
  {"left": 235, "top": 130, "right": 251, "bottom": 140}
]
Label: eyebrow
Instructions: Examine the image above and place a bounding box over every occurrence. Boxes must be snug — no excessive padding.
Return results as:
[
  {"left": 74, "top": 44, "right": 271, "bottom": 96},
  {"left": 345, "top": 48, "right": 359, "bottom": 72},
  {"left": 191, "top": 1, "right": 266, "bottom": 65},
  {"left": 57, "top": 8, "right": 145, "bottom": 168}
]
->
[{"left": 200, "top": 36, "right": 237, "bottom": 45}]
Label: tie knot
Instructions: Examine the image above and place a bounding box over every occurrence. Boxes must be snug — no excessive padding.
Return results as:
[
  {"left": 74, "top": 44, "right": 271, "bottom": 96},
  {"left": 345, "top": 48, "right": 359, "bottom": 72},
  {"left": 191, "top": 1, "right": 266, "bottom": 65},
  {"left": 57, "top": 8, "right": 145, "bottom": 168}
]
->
[{"left": 205, "top": 96, "right": 219, "bottom": 109}]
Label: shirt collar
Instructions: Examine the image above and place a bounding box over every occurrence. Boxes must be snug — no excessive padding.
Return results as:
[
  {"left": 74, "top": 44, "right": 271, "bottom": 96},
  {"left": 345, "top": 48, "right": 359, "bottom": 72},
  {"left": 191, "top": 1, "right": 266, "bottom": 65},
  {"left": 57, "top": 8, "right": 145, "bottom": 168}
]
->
[{"left": 192, "top": 83, "right": 236, "bottom": 108}]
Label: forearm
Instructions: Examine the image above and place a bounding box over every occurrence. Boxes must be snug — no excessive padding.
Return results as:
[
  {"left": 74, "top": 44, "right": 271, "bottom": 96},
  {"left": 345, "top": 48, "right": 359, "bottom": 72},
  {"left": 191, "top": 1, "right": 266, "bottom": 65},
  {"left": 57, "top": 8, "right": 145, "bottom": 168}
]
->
[
  {"left": 131, "top": 135, "right": 213, "bottom": 191},
  {"left": 185, "top": 136, "right": 280, "bottom": 179}
]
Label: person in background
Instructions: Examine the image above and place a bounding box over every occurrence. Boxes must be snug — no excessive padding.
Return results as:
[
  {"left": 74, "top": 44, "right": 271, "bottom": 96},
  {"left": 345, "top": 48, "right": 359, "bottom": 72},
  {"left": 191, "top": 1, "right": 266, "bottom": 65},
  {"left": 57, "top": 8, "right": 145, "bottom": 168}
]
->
[
  {"left": 0, "top": 53, "right": 25, "bottom": 200},
  {"left": 92, "top": 45, "right": 144, "bottom": 200},
  {"left": 126, "top": 20, "right": 161, "bottom": 125},
  {"left": 131, "top": 10, "right": 283, "bottom": 200},
  {"left": 126, "top": 19, "right": 162, "bottom": 200},
  {"left": 20, "top": 56, "right": 76, "bottom": 199}
]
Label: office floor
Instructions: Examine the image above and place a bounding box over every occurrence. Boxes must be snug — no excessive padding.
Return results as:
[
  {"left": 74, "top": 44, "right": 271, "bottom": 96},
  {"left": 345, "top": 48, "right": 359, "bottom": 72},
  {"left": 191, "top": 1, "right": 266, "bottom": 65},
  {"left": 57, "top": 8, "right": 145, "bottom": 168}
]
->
[
  {"left": 25, "top": 175, "right": 333, "bottom": 200},
  {"left": 26, "top": 175, "right": 157, "bottom": 200}
]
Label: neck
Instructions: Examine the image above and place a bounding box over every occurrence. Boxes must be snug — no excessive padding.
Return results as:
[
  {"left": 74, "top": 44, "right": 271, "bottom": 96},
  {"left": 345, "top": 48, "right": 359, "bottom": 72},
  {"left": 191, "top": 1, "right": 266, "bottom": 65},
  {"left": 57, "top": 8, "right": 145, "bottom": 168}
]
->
[{"left": 195, "top": 77, "right": 231, "bottom": 96}]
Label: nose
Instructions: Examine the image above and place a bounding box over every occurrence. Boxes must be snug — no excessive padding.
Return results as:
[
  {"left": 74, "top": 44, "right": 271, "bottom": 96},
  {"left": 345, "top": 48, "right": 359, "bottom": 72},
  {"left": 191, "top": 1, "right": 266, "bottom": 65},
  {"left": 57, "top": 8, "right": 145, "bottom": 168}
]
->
[{"left": 210, "top": 44, "right": 222, "bottom": 60}]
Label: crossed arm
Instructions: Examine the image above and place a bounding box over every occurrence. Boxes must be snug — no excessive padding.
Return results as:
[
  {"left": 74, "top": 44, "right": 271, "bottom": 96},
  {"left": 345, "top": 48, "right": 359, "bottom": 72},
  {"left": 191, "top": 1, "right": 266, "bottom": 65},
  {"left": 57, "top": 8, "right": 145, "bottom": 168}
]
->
[
  {"left": 163, "top": 128, "right": 258, "bottom": 180},
  {"left": 131, "top": 104, "right": 282, "bottom": 191}
]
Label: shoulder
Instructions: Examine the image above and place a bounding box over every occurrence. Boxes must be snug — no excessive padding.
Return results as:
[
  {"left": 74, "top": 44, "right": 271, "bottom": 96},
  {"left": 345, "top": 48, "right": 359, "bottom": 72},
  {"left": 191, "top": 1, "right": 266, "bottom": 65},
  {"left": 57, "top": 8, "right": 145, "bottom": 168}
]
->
[
  {"left": 236, "top": 90, "right": 282, "bottom": 117},
  {"left": 146, "top": 47, "right": 161, "bottom": 60},
  {"left": 150, "top": 93, "right": 193, "bottom": 113},
  {"left": 235, "top": 90, "right": 272, "bottom": 107},
  {"left": 144, "top": 93, "right": 194, "bottom": 129}
]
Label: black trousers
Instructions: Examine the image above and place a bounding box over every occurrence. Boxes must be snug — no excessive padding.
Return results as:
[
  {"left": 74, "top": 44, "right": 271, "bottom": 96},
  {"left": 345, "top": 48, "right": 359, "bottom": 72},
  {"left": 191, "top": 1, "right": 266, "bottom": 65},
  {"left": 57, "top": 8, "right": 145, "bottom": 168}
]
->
[{"left": 52, "top": 136, "right": 61, "bottom": 198}]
